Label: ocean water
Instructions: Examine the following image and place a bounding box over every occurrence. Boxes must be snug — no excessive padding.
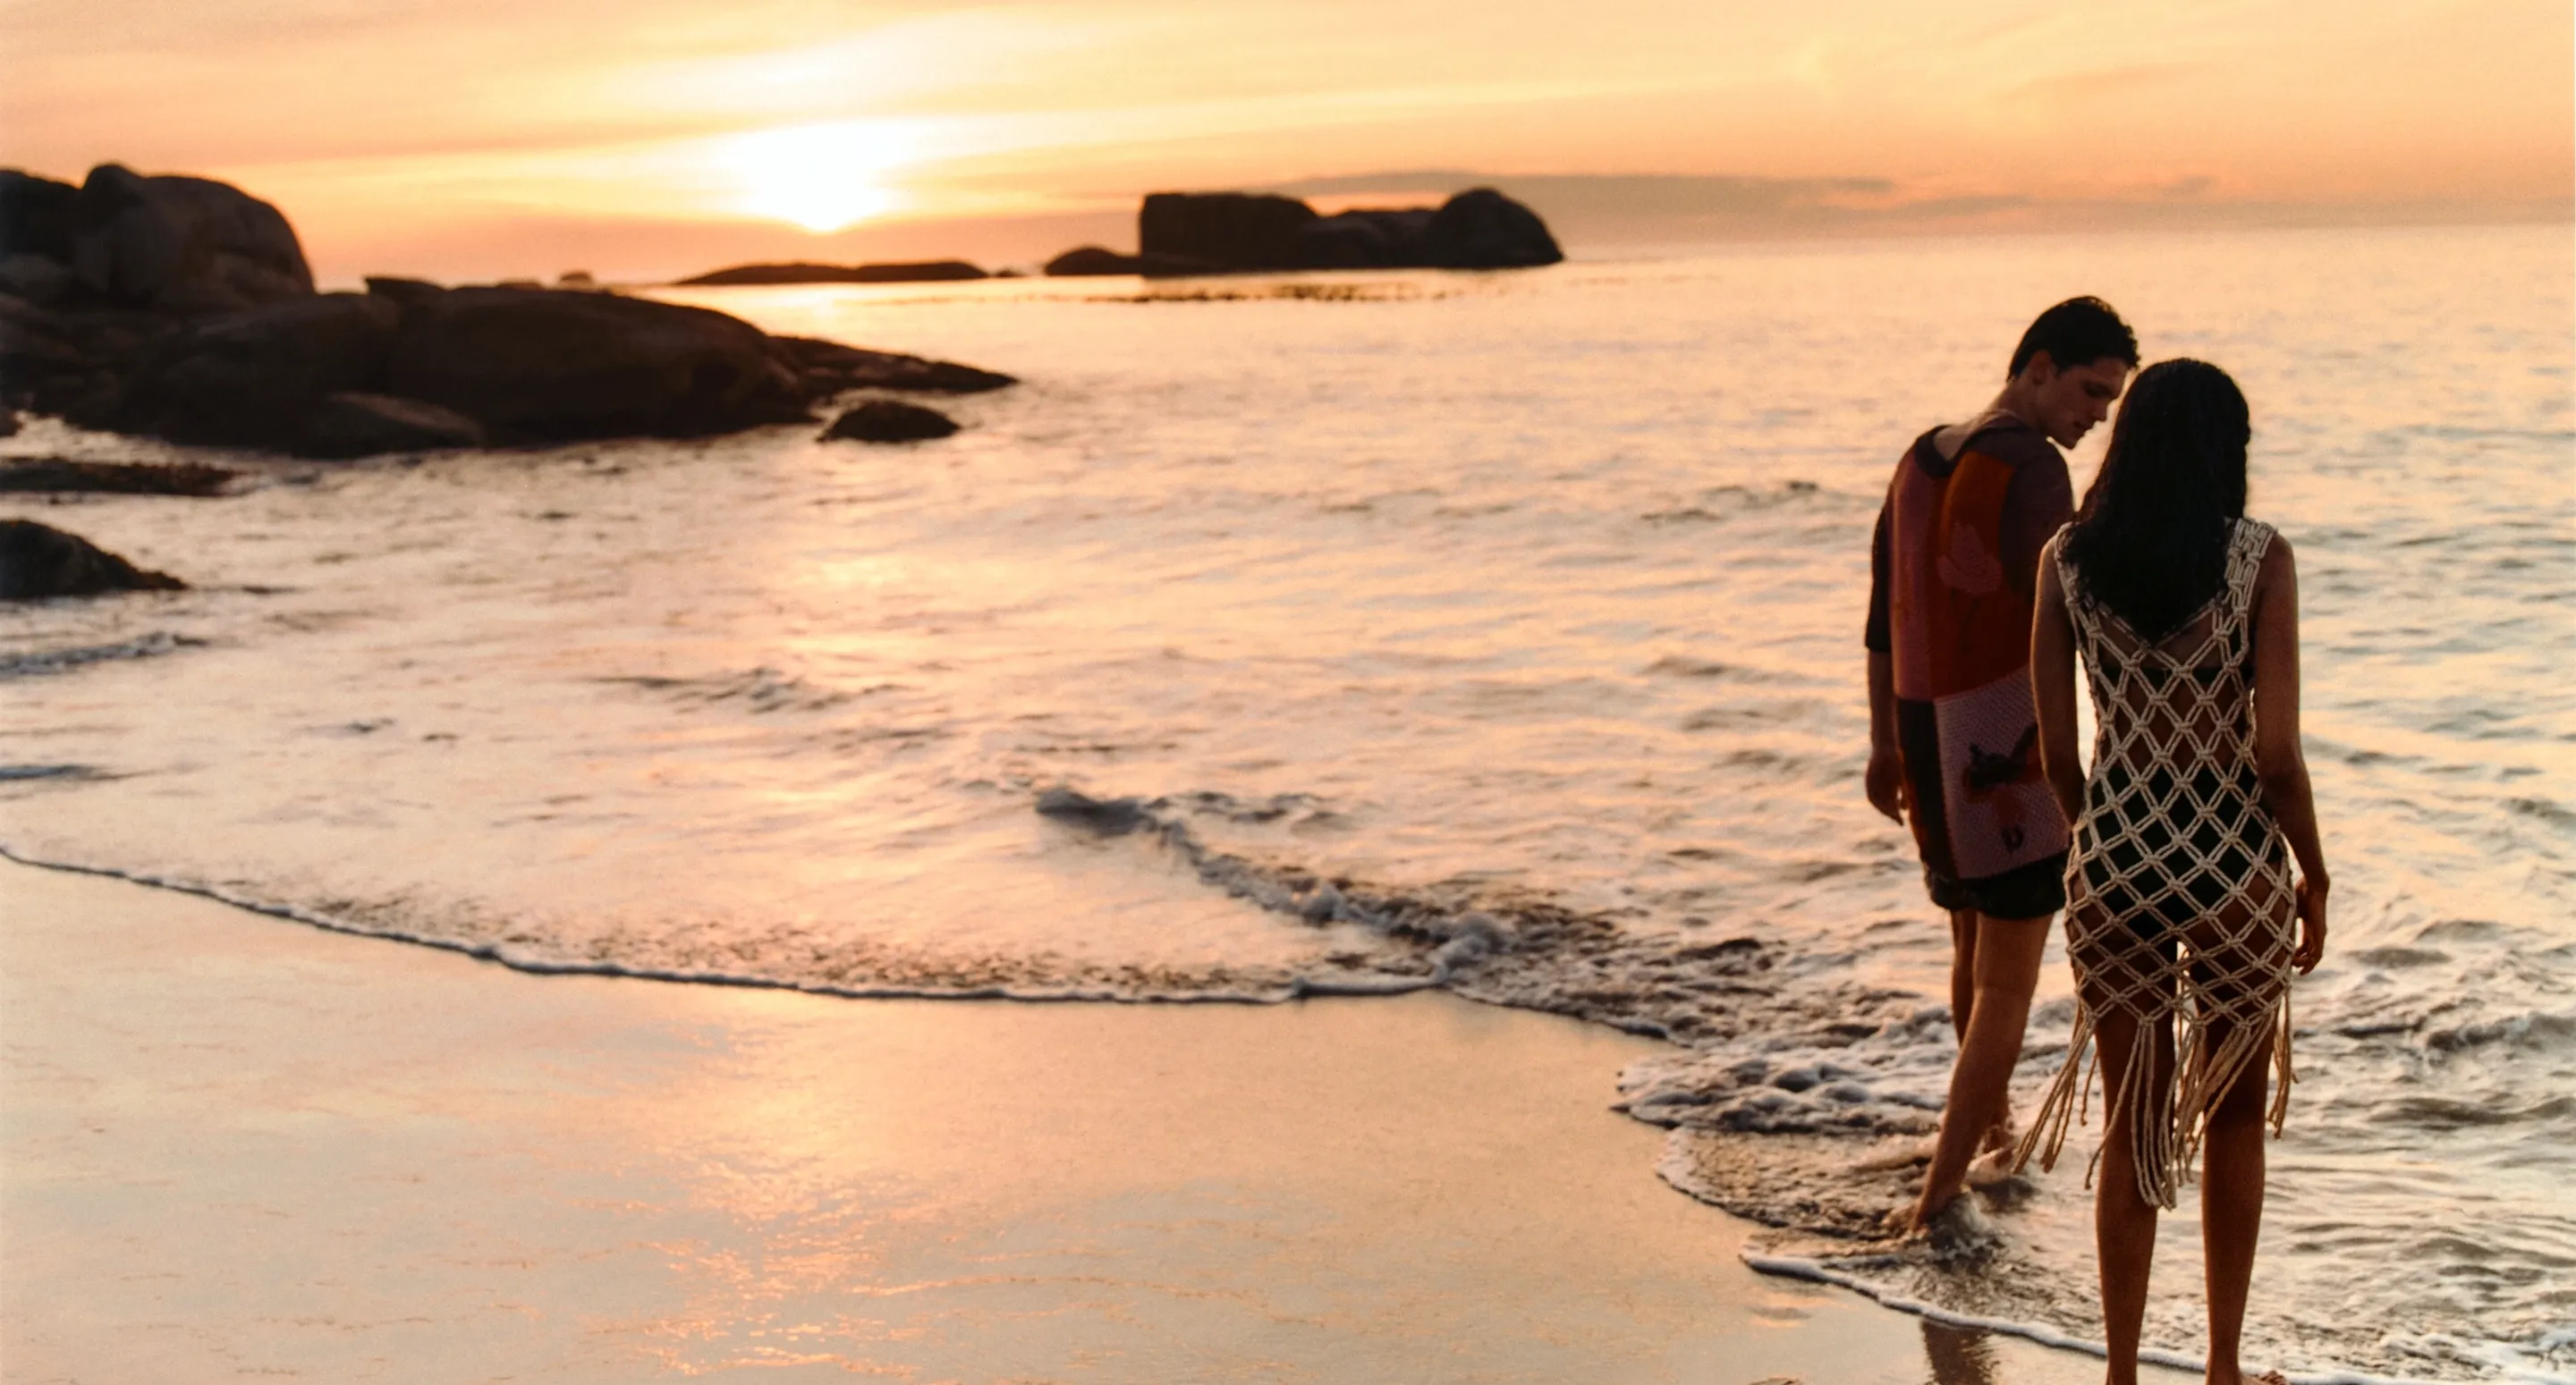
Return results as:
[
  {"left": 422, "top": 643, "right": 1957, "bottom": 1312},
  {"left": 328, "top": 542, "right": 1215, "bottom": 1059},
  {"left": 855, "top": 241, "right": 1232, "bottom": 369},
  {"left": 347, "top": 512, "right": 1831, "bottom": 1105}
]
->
[{"left": 3, "top": 224, "right": 2569, "bottom": 1381}]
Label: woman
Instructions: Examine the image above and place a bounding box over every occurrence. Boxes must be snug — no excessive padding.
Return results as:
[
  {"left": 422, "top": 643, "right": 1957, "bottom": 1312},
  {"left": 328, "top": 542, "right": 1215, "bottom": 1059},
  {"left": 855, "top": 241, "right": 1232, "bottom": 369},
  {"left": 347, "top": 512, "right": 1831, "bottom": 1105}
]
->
[{"left": 2013, "top": 359, "right": 2329, "bottom": 1385}]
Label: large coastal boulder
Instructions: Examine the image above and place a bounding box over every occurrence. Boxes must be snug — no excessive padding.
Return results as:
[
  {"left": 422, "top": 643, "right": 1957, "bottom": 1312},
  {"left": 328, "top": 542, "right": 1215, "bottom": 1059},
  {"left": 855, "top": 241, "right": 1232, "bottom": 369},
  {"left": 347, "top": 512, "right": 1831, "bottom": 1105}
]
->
[
  {"left": 0, "top": 518, "right": 184, "bottom": 598},
  {"left": 1422, "top": 188, "right": 1563, "bottom": 269},
  {"left": 379, "top": 286, "right": 809, "bottom": 443},
  {"left": 112, "top": 291, "right": 398, "bottom": 445},
  {"left": 67, "top": 165, "right": 314, "bottom": 314},
  {"left": 1139, "top": 192, "right": 1319, "bottom": 273},
  {"left": 0, "top": 172, "right": 80, "bottom": 263}
]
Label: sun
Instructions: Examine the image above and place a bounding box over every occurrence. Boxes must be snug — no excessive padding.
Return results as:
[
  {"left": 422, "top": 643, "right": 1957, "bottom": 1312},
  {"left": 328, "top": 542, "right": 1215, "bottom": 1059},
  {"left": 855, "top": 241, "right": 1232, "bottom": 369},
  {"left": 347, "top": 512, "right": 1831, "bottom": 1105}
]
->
[{"left": 720, "top": 121, "right": 913, "bottom": 233}]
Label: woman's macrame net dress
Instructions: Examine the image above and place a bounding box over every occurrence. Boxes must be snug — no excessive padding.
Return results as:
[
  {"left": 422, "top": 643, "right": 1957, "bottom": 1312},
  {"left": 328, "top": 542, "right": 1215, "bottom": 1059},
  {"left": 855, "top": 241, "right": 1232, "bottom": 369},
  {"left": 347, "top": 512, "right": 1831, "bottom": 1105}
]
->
[{"left": 2013, "top": 518, "right": 2297, "bottom": 1208}]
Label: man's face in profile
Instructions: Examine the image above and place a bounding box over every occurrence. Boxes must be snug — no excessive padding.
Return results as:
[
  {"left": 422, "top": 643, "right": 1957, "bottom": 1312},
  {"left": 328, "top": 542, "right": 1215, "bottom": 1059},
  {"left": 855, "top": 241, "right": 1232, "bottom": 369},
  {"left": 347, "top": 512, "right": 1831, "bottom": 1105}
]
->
[{"left": 2029, "top": 355, "right": 2132, "bottom": 448}]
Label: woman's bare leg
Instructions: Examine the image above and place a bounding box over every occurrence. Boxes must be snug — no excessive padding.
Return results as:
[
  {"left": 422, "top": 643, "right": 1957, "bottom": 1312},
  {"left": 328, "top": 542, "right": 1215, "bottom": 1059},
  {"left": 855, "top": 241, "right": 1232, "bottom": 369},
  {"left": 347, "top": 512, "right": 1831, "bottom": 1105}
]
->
[
  {"left": 2198, "top": 1024, "right": 2274, "bottom": 1384},
  {"left": 2093, "top": 1009, "right": 2170, "bottom": 1385}
]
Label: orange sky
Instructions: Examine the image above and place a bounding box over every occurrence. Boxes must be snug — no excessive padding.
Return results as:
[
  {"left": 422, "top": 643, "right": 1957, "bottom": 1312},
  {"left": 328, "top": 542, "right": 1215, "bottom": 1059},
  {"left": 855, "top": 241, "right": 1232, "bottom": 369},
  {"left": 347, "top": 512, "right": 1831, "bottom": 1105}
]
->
[{"left": 3, "top": 0, "right": 2567, "bottom": 283}]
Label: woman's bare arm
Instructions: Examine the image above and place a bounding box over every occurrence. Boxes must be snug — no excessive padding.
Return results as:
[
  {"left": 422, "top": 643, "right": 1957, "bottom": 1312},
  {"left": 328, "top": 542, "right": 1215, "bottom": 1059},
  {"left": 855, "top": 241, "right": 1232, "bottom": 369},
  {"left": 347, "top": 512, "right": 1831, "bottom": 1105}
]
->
[
  {"left": 2250, "top": 533, "right": 2330, "bottom": 972},
  {"left": 2029, "top": 535, "right": 2086, "bottom": 825}
]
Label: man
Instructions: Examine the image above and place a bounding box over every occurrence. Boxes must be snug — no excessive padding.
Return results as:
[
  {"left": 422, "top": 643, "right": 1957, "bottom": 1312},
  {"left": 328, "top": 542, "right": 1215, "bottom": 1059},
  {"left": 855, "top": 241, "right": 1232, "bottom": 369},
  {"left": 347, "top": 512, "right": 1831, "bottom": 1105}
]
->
[{"left": 1865, "top": 296, "right": 2138, "bottom": 1234}]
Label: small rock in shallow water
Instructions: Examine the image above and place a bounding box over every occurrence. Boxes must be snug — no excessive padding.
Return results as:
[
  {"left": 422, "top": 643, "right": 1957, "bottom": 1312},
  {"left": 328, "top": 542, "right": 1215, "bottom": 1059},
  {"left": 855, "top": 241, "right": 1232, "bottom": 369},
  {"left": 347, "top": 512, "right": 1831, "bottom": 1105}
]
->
[
  {"left": 1034, "top": 786, "right": 1151, "bottom": 836},
  {"left": 822, "top": 400, "right": 960, "bottom": 443},
  {"left": 0, "top": 458, "right": 235, "bottom": 495},
  {"left": 0, "top": 518, "right": 184, "bottom": 597}
]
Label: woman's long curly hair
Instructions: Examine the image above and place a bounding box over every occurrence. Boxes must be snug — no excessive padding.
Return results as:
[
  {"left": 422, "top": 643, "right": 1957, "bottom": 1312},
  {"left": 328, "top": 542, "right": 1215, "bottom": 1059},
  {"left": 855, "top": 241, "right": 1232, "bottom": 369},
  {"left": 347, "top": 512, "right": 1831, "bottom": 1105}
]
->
[{"left": 2062, "top": 359, "right": 2252, "bottom": 640}]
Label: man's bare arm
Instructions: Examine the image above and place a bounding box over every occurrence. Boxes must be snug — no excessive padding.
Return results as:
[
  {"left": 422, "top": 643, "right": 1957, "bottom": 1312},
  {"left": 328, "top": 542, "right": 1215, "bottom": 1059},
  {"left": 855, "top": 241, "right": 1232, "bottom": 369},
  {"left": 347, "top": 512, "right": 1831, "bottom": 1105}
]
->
[{"left": 1866, "top": 649, "right": 1905, "bottom": 823}]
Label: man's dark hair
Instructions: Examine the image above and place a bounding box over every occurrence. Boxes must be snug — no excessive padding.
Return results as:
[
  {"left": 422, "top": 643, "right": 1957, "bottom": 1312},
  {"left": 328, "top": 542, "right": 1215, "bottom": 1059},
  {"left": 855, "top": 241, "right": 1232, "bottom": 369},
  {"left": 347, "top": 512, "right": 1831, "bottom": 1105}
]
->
[{"left": 2007, "top": 296, "right": 2139, "bottom": 378}]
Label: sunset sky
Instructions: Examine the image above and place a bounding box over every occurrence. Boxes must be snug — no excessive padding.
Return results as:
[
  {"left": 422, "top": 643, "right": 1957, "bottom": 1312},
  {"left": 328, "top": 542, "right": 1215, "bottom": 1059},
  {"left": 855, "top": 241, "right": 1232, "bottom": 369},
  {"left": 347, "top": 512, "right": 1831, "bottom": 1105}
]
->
[{"left": 3, "top": 0, "right": 2567, "bottom": 283}]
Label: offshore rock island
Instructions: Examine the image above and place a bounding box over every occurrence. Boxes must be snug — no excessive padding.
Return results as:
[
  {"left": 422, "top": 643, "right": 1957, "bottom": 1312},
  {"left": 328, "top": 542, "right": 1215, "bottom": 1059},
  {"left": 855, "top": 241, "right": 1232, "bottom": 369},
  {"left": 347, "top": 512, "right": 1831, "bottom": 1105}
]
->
[
  {"left": 665, "top": 186, "right": 1565, "bottom": 284},
  {"left": 1048, "top": 187, "right": 1563, "bottom": 276},
  {"left": 0, "top": 164, "right": 1015, "bottom": 460}
]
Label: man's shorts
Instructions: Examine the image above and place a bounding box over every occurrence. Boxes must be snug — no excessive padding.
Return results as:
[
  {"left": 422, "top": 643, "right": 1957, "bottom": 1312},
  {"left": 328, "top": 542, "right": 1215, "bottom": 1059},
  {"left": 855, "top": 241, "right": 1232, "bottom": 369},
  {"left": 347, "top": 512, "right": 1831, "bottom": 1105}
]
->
[{"left": 1925, "top": 850, "right": 2067, "bottom": 920}]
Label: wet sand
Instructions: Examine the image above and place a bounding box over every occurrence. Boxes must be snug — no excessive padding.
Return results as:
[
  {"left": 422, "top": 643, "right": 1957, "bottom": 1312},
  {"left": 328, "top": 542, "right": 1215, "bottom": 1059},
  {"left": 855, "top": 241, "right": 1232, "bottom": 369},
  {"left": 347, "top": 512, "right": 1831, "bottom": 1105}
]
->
[{"left": 0, "top": 860, "right": 2163, "bottom": 1383}]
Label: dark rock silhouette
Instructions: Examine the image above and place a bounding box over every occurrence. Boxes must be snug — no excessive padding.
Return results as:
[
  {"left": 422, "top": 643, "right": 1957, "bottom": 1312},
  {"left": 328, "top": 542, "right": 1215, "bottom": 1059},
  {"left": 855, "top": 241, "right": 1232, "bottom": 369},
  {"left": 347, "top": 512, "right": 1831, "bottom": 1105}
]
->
[
  {"left": 1140, "top": 192, "right": 1318, "bottom": 272},
  {"left": 1044, "top": 246, "right": 1132, "bottom": 276},
  {"left": 820, "top": 400, "right": 960, "bottom": 443},
  {"left": 1, "top": 171, "right": 80, "bottom": 264},
  {"left": 676, "top": 259, "right": 987, "bottom": 286},
  {"left": 0, "top": 164, "right": 1019, "bottom": 457},
  {"left": 67, "top": 165, "right": 314, "bottom": 313},
  {"left": 0, "top": 518, "right": 185, "bottom": 598},
  {"left": 1124, "top": 187, "right": 1561, "bottom": 275},
  {"left": 1422, "top": 188, "right": 1563, "bottom": 268},
  {"left": 379, "top": 285, "right": 812, "bottom": 443},
  {"left": 113, "top": 291, "right": 399, "bottom": 446},
  {"left": 1041, "top": 245, "right": 1203, "bottom": 277},
  {"left": 0, "top": 458, "right": 236, "bottom": 495},
  {"left": 300, "top": 392, "right": 487, "bottom": 458}
]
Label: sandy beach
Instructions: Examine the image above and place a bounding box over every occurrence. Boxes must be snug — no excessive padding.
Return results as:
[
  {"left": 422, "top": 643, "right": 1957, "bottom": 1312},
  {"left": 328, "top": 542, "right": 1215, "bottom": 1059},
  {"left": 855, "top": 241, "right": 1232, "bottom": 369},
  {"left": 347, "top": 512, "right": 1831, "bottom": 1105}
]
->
[{"left": 0, "top": 858, "right": 2165, "bottom": 1383}]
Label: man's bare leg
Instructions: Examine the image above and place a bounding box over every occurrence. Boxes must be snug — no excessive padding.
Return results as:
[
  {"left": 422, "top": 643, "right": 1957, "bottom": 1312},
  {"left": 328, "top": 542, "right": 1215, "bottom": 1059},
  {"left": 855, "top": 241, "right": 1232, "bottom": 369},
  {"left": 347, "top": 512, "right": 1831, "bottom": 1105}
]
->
[
  {"left": 1909, "top": 911, "right": 2050, "bottom": 1230},
  {"left": 1949, "top": 908, "right": 1979, "bottom": 1046}
]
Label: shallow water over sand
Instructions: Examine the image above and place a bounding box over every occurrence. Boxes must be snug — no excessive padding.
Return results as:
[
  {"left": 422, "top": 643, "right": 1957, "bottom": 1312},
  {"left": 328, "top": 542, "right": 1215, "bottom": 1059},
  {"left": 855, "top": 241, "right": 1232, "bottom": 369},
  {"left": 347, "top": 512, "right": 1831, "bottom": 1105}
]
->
[{"left": 4, "top": 224, "right": 2570, "bottom": 1379}]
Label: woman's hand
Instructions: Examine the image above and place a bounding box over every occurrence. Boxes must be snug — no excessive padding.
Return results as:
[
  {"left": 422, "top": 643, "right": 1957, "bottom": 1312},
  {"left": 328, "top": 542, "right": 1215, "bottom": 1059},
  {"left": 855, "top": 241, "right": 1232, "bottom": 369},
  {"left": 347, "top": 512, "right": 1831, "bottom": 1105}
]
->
[{"left": 2292, "top": 875, "right": 2329, "bottom": 974}]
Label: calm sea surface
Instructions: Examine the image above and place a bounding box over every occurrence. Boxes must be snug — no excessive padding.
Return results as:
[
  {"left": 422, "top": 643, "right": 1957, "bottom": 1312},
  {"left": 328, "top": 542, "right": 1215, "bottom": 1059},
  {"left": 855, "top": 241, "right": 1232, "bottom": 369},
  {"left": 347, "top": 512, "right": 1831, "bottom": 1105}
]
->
[{"left": 4, "top": 224, "right": 2570, "bottom": 1381}]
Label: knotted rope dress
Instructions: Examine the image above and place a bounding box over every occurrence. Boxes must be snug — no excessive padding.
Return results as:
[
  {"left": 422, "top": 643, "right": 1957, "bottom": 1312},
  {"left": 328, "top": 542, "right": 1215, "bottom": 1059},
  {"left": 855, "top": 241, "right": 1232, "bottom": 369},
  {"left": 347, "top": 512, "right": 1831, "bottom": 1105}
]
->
[{"left": 2012, "top": 518, "right": 2297, "bottom": 1209}]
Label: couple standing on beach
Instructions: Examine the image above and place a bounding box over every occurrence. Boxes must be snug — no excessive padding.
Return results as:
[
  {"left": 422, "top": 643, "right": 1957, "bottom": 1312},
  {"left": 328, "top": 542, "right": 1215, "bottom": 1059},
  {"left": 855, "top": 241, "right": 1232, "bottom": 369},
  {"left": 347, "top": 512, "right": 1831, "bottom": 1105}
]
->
[{"left": 1862, "top": 298, "right": 2332, "bottom": 1385}]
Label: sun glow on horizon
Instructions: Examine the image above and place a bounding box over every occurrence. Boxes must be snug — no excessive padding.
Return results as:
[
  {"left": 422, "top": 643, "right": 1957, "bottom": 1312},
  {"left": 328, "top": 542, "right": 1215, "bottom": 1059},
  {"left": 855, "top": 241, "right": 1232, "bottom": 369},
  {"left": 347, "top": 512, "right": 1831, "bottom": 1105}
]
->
[{"left": 719, "top": 121, "right": 919, "bottom": 233}]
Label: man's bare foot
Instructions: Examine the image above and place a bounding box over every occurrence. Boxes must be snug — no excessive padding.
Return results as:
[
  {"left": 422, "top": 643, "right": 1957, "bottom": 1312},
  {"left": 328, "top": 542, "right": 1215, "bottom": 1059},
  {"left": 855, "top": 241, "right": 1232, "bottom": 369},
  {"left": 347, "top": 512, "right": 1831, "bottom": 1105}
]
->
[{"left": 1880, "top": 1199, "right": 1931, "bottom": 1238}]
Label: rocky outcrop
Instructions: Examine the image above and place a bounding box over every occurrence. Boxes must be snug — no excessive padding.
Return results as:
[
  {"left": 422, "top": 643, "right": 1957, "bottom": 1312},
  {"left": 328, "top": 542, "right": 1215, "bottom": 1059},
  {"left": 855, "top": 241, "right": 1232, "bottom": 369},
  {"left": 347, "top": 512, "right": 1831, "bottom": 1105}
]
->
[
  {"left": 820, "top": 400, "right": 959, "bottom": 443},
  {"left": 0, "top": 164, "right": 1020, "bottom": 458},
  {"left": 675, "top": 259, "right": 987, "bottom": 287},
  {"left": 0, "top": 518, "right": 185, "bottom": 598},
  {"left": 1124, "top": 187, "right": 1562, "bottom": 275}
]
